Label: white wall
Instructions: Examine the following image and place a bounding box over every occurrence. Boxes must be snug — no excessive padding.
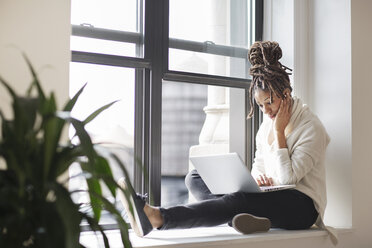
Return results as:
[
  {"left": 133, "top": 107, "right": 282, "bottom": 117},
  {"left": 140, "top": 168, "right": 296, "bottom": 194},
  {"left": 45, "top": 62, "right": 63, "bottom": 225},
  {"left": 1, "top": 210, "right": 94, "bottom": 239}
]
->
[
  {"left": 0, "top": 0, "right": 71, "bottom": 116},
  {"left": 263, "top": 0, "right": 309, "bottom": 103},
  {"left": 302, "top": 1, "right": 372, "bottom": 246},
  {"left": 0, "top": 0, "right": 71, "bottom": 170},
  {"left": 264, "top": 0, "right": 353, "bottom": 229},
  {"left": 259, "top": 0, "right": 372, "bottom": 247},
  {"left": 263, "top": 0, "right": 294, "bottom": 78},
  {"left": 350, "top": 0, "right": 372, "bottom": 247},
  {"left": 308, "top": 0, "right": 352, "bottom": 228}
]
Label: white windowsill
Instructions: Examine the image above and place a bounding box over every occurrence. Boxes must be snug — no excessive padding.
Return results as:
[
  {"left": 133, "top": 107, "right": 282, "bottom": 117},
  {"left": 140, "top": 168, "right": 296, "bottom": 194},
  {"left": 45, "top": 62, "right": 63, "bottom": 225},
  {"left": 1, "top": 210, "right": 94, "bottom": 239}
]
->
[{"left": 80, "top": 225, "right": 352, "bottom": 248}]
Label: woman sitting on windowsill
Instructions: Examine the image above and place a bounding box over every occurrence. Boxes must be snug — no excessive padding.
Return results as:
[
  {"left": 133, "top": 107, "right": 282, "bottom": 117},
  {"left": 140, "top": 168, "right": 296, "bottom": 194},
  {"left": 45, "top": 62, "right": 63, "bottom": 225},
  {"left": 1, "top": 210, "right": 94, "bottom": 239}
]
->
[{"left": 118, "top": 41, "right": 337, "bottom": 245}]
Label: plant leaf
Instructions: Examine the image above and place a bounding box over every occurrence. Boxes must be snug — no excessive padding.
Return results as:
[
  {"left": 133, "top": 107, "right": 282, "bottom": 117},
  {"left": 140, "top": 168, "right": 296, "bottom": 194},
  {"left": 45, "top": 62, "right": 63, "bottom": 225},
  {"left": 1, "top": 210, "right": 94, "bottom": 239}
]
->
[
  {"left": 56, "top": 112, "right": 96, "bottom": 164},
  {"left": 17, "top": 97, "right": 39, "bottom": 131},
  {"left": 51, "top": 182, "right": 81, "bottom": 248},
  {"left": 0, "top": 110, "right": 11, "bottom": 142},
  {"left": 0, "top": 75, "right": 17, "bottom": 100},
  {"left": 110, "top": 154, "right": 136, "bottom": 194},
  {"left": 63, "top": 83, "right": 87, "bottom": 112},
  {"left": 22, "top": 53, "right": 46, "bottom": 102},
  {"left": 80, "top": 212, "right": 110, "bottom": 248},
  {"left": 0, "top": 75, "right": 39, "bottom": 146},
  {"left": 93, "top": 156, "right": 116, "bottom": 198},
  {"left": 83, "top": 100, "right": 119, "bottom": 125},
  {"left": 86, "top": 177, "right": 102, "bottom": 221},
  {"left": 89, "top": 192, "right": 132, "bottom": 248},
  {"left": 109, "top": 153, "right": 138, "bottom": 219},
  {"left": 43, "top": 93, "right": 60, "bottom": 180},
  {"left": 54, "top": 146, "right": 84, "bottom": 178},
  {"left": 0, "top": 76, "right": 23, "bottom": 139}
]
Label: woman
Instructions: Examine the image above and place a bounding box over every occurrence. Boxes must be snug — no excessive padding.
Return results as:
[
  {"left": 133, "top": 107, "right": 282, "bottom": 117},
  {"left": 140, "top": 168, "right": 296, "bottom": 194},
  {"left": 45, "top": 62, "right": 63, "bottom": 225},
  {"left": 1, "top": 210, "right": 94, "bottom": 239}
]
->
[{"left": 118, "top": 41, "right": 336, "bottom": 243}]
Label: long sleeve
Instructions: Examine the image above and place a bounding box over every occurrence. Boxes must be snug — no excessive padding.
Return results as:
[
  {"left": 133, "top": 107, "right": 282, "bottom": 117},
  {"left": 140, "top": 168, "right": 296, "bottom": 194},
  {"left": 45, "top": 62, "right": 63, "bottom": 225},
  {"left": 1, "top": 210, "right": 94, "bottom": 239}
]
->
[
  {"left": 273, "top": 120, "right": 329, "bottom": 185},
  {"left": 251, "top": 123, "right": 267, "bottom": 179},
  {"left": 251, "top": 145, "right": 266, "bottom": 179}
]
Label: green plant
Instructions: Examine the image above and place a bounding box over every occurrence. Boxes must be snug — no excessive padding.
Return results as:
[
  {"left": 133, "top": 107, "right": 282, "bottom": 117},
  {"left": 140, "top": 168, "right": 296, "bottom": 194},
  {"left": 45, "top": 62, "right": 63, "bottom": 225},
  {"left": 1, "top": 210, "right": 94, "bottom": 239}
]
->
[{"left": 0, "top": 55, "right": 135, "bottom": 248}]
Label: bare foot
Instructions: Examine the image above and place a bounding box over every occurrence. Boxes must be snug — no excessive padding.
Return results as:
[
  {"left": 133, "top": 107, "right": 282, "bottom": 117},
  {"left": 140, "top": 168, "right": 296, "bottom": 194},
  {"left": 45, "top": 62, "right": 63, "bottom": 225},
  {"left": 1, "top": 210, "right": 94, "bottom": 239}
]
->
[{"left": 143, "top": 204, "right": 164, "bottom": 228}]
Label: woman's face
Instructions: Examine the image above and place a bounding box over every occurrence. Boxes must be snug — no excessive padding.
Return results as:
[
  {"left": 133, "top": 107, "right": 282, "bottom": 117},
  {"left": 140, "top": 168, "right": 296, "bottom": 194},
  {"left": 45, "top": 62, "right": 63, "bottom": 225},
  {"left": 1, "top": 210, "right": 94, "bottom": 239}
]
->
[{"left": 254, "top": 89, "right": 282, "bottom": 120}]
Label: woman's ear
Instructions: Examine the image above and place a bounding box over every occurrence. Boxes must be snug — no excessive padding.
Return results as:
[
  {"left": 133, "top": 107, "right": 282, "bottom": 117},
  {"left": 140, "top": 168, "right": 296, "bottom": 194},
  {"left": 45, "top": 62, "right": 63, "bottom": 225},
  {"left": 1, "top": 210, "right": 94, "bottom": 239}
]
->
[{"left": 282, "top": 88, "right": 291, "bottom": 98}]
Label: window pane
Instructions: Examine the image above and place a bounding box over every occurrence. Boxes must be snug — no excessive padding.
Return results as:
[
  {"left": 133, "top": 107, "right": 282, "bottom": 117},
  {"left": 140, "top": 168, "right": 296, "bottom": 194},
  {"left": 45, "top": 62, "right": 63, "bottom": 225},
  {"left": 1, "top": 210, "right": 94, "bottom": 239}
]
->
[
  {"left": 169, "top": 48, "right": 248, "bottom": 78},
  {"left": 161, "top": 81, "right": 246, "bottom": 207},
  {"left": 71, "top": 0, "right": 138, "bottom": 32},
  {"left": 70, "top": 36, "right": 137, "bottom": 57},
  {"left": 69, "top": 63, "right": 135, "bottom": 139},
  {"left": 169, "top": 0, "right": 251, "bottom": 79},
  {"left": 69, "top": 62, "right": 135, "bottom": 224},
  {"left": 70, "top": 0, "right": 143, "bottom": 58}
]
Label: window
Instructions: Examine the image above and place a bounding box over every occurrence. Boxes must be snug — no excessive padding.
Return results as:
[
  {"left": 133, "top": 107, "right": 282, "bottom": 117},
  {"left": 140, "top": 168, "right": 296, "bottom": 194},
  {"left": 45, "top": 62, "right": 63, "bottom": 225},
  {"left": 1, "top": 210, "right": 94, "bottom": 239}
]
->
[
  {"left": 162, "top": 0, "right": 263, "bottom": 206},
  {"left": 169, "top": 0, "right": 251, "bottom": 78},
  {"left": 70, "top": 0, "right": 263, "bottom": 227},
  {"left": 70, "top": 0, "right": 146, "bottom": 227}
]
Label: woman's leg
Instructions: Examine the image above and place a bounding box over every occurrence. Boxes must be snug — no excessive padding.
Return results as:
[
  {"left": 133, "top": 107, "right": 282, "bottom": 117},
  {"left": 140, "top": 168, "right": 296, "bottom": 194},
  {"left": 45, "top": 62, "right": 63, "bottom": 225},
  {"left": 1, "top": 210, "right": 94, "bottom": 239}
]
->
[
  {"left": 184, "top": 169, "right": 221, "bottom": 201},
  {"left": 159, "top": 189, "right": 318, "bottom": 230}
]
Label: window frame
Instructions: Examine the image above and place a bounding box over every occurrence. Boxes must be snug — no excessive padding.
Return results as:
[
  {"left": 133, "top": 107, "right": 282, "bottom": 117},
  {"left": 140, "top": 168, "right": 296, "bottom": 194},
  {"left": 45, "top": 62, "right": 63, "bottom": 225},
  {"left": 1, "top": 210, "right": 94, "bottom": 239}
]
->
[{"left": 70, "top": 0, "right": 263, "bottom": 209}]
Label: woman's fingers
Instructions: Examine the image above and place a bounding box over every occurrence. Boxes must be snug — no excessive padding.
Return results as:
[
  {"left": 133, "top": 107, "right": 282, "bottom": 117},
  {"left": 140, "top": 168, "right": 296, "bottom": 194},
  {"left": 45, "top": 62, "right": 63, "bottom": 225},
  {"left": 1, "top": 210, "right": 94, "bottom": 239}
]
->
[
  {"left": 277, "top": 99, "right": 287, "bottom": 119},
  {"left": 280, "top": 93, "right": 290, "bottom": 114},
  {"left": 263, "top": 175, "right": 273, "bottom": 186},
  {"left": 263, "top": 175, "right": 268, "bottom": 185},
  {"left": 286, "top": 93, "right": 292, "bottom": 113},
  {"left": 274, "top": 93, "right": 292, "bottom": 133},
  {"left": 259, "top": 175, "right": 265, "bottom": 185},
  {"left": 278, "top": 99, "right": 284, "bottom": 115},
  {"left": 269, "top": 177, "right": 274, "bottom": 186},
  {"left": 256, "top": 177, "right": 263, "bottom": 186},
  {"left": 257, "top": 175, "right": 274, "bottom": 186}
]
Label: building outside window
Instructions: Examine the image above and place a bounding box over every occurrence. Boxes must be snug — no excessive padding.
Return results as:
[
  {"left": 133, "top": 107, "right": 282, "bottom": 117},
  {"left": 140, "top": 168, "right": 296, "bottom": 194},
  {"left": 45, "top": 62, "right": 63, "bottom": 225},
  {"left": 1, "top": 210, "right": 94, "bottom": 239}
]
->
[{"left": 69, "top": 0, "right": 263, "bottom": 228}]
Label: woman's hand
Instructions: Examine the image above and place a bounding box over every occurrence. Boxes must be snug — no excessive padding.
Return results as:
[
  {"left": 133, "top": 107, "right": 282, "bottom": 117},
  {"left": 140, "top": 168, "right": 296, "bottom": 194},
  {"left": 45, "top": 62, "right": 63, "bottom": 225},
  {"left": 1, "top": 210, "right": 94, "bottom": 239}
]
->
[
  {"left": 256, "top": 174, "right": 274, "bottom": 186},
  {"left": 274, "top": 92, "right": 292, "bottom": 133},
  {"left": 273, "top": 93, "right": 292, "bottom": 148}
]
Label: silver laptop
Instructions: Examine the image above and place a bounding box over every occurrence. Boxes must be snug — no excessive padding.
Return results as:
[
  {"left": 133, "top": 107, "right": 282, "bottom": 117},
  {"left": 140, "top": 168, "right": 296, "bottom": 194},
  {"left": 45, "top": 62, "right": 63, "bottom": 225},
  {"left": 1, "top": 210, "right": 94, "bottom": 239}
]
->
[{"left": 189, "top": 153, "right": 296, "bottom": 194}]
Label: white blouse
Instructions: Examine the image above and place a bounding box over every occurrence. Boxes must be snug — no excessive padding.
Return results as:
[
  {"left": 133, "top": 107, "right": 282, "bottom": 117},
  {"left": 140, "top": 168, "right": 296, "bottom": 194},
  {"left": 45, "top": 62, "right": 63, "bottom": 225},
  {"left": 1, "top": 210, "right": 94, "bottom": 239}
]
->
[{"left": 251, "top": 97, "right": 337, "bottom": 244}]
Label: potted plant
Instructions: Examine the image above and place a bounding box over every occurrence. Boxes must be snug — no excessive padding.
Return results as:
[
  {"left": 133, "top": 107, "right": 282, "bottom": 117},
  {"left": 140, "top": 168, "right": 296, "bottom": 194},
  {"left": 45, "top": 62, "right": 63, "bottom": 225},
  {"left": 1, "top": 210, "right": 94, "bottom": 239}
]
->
[{"left": 0, "top": 55, "right": 135, "bottom": 248}]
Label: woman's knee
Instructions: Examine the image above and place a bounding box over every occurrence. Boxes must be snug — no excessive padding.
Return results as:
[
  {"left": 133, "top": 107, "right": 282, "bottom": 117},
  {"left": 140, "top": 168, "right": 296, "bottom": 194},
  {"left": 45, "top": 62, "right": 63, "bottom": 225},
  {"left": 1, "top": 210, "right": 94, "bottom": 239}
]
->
[
  {"left": 221, "top": 191, "right": 247, "bottom": 205},
  {"left": 184, "top": 169, "right": 200, "bottom": 191},
  {"left": 185, "top": 169, "right": 217, "bottom": 201},
  {"left": 274, "top": 212, "right": 318, "bottom": 230}
]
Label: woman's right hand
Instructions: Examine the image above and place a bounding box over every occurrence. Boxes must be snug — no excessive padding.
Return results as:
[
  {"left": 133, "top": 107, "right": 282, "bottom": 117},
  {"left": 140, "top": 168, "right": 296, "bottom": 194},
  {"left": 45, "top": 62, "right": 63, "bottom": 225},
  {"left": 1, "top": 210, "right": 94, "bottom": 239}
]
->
[
  {"left": 273, "top": 92, "right": 292, "bottom": 134},
  {"left": 256, "top": 174, "right": 274, "bottom": 186}
]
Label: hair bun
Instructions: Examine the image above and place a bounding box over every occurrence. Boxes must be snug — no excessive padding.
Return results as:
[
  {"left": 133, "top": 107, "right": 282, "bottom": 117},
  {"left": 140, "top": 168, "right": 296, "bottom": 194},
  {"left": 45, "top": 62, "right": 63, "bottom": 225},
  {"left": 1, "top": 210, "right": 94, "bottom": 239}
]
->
[
  {"left": 247, "top": 41, "right": 292, "bottom": 118},
  {"left": 248, "top": 41, "right": 282, "bottom": 67}
]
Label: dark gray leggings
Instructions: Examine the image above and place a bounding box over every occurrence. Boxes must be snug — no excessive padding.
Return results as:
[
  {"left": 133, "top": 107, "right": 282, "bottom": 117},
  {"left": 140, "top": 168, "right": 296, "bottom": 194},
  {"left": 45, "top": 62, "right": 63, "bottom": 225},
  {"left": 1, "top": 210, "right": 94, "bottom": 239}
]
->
[{"left": 159, "top": 170, "right": 318, "bottom": 230}]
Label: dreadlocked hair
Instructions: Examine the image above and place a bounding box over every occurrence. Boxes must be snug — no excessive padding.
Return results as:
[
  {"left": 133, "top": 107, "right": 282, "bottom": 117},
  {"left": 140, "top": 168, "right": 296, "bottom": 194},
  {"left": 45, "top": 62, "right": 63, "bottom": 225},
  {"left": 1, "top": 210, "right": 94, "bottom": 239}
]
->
[{"left": 247, "top": 41, "right": 293, "bottom": 118}]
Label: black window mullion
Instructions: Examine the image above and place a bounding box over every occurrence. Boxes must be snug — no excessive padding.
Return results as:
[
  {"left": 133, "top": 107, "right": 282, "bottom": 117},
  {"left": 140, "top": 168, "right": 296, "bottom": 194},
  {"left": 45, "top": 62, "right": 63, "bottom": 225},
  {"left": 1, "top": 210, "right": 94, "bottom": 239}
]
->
[
  {"left": 249, "top": 0, "right": 264, "bottom": 168},
  {"left": 169, "top": 38, "right": 248, "bottom": 59},
  {"left": 254, "top": 0, "right": 264, "bottom": 42},
  {"left": 71, "top": 25, "right": 142, "bottom": 44},
  {"left": 134, "top": 68, "right": 144, "bottom": 193},
  {"left": 71, "top": 51, "right": 151, "bottom": 69},
  {"left": 163, "top": 71, "right": 251, "bottom": 89},
  {"left": 136, "top": 0, "right": 144, "bottom": 58},
  {"left": 142, "top": 68, "right": 152, "bottom": 196},
  {"left": 143, "top": 0, "right": 168, "bottom": 205}
]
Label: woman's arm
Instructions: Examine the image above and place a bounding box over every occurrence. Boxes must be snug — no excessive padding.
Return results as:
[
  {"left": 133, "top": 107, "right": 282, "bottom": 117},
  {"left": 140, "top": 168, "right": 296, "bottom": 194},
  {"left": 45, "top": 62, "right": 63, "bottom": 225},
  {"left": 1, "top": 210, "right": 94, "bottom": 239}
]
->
[
  {"left": 251, "top": 121, "right": 276, "bottom": 186},
  {"left": 271, "top": 94, "right": 329, "bottom": 185},
  {"left": 274, "top": 93, "right": 292, "bottom": 149},
  {"left": 251, "top": 126, "right": 266, "bottom": 179},
  {"left": 274, "top": 122, "right": 328, "bottom": 185}
]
